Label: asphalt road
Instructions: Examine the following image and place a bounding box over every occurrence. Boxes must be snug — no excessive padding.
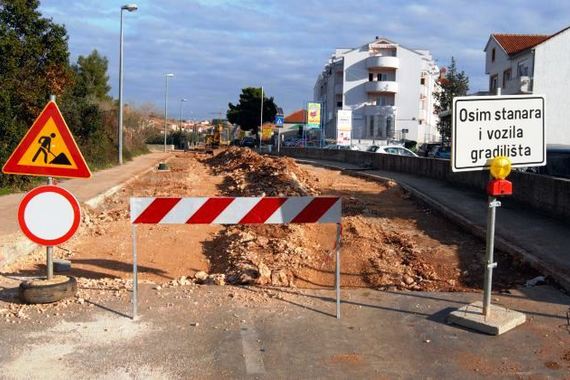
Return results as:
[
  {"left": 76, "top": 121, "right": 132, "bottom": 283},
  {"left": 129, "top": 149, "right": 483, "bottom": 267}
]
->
[{"left": 1, "top": 283, "right": 569, "bottom": 379}]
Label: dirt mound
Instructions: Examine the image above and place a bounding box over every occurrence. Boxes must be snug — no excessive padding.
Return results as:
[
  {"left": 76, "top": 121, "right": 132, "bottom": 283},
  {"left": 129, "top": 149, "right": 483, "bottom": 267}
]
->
[
  {"left": 6, "top": 150, "right": 535, "bottom": 294},
  {"left": 204, "top": 224, "right": 326, "bottom": 287},
  {"left": 199, "top": 149, "right": 451, "bottom": 290},
  {"left": 203, "top": 147, "right": 318, "bottom": 196}
]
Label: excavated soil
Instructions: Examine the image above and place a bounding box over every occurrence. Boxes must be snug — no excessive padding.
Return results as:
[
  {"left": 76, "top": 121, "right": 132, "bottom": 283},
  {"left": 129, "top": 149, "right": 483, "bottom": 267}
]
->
[{"left": 5, "top": 148, "right": 536, "bottom": 292}]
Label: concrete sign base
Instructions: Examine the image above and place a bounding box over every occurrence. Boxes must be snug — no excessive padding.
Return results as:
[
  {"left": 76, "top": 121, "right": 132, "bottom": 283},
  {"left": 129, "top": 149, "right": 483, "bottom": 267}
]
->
[{"left": 448, "top": 301, "right": 526, "bottom": 335}]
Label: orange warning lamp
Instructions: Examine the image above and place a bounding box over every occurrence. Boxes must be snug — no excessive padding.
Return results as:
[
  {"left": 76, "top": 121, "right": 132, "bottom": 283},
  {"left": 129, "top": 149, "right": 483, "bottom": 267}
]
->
[
  {"left": 490, "top": 156, "right": 512, "bottom": 180},
  {"left": 487, "top": 156, "right": 512, "bottom": 196}
]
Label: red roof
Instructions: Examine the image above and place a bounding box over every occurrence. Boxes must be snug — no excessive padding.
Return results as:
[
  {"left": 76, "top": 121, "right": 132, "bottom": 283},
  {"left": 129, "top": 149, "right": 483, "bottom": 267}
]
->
[
  {"left": 284, "top": 109, "right": 306, "bottom": 124},
  {"left": 492, "top": 34, "right": 549, "bottom": 56}
]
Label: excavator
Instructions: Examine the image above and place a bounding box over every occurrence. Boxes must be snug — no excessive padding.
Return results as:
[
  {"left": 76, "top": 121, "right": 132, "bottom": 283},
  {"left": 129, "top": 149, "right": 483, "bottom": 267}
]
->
[{"left": 205, "top": 124, "right": 225, "bottom": 152}]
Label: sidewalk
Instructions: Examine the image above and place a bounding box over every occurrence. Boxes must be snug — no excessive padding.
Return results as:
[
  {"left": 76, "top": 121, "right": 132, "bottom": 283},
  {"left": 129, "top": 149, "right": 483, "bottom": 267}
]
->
[
  {"left": 295, "top": 158, "right": 570, "bottom": 291},
  {"left": 0, "top": 152, "right": 170, "bottom": 265}
]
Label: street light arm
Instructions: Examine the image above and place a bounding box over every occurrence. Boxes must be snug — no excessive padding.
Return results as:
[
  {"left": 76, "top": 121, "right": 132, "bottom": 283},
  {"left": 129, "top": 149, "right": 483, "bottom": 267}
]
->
[{"left": 122, "top": 4, "right": 138, "bottom": 11}]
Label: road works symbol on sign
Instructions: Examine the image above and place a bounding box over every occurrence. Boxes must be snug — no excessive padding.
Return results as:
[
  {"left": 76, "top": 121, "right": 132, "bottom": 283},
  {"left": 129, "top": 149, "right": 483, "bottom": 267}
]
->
[
  {"left": 452, "top": 95, "right": 545, "bottom": 172},
  {"left": 2, "top": 101, "right": 91, "bottom": 178},
  {"left": 18, "top": 185, "right": 81, "bottom": 246}
]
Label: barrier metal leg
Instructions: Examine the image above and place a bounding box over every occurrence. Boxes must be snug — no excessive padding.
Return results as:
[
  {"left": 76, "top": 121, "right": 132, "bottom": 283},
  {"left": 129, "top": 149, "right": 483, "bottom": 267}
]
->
[
  {"left": 132, "top": 224, "right": 138, "bottom": 320},
  {"left": 335, "top": 223, "right": 342, "bottom": 319}
]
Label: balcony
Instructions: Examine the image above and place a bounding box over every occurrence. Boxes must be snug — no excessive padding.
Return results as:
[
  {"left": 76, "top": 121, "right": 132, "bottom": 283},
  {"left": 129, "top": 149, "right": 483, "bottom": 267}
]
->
[
  {"left": 363, "top": 104, "right": 397, "bottom": 116},
  {"left": 365, "top": 81, "right": 398, "bottom": 93},
  {"left": 366, "top": 56, "right": 399, "bottom": 69}
]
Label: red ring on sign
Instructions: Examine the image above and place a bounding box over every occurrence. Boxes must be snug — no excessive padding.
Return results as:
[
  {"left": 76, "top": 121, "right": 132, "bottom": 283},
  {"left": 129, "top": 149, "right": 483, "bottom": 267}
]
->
[{"left": 17, "top": 185, "right": 81, "bottom": 246}]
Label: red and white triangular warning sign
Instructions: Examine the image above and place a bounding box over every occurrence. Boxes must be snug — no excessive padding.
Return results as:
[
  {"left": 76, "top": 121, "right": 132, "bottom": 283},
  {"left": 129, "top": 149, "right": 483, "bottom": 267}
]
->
[{"left": 2, "top": 101, "right": 91, "bottom": 179}]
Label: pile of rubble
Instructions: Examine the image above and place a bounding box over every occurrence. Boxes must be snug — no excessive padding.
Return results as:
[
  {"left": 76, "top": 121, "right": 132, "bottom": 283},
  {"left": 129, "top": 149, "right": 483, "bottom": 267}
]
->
[
  {"left": 197, "top": 148, "right": 326, "bottom": 286},
  {"left": 0, "top": 277, "right": 129, "bottom": 325},
  {"left": 203, "top": 147, "right": 319, "bottom": 196},
  {"left": 207, "top": 225, "right": 319, "bottom": 287}
]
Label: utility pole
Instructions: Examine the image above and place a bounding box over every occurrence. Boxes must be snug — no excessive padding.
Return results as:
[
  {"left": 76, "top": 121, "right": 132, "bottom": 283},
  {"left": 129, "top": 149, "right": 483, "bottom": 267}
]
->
[
  {"left": 163, "top": 73, "right": 174, "bottom": 152},
  {"left": 259, "top": 86, "right": 264, "bottom": 151}
]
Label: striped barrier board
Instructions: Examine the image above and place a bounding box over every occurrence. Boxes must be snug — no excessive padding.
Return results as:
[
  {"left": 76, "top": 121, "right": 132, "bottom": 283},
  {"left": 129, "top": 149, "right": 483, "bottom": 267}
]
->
[
  {"left": 129, "top": 196, "right": 343, "bottom": 320},
  {"left": 130, "top": 197, "right": 341, "bottom": 224}
]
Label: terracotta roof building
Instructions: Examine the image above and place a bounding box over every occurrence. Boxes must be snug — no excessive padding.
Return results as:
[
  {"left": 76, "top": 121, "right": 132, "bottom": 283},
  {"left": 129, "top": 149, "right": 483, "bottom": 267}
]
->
[
  {"left": 284, "top": 109, "right": 306, "bottom": 124},
  {"left": 491, "top": 34, "right": 549, "bottom": 56},
  {"left": 483, "top": 26, "right": 570, "bottom": 145}
]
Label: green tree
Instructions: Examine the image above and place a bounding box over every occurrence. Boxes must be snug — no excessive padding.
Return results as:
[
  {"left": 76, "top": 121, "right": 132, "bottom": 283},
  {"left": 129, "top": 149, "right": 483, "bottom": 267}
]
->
[
  {"left": 59, "top": 49, "right": 116, "bottom": 168},
  {"left": 226, "top": 87, "right": 278, "bottom": 134},
  {"left": 0, "top": 0, "right": 71, "bottom": 188},
  {"left": 71, "top": 49, "right": 111, "bottom": 101},
  {"left": 433, "top": 57, "right": 469, "bottom": 142}
]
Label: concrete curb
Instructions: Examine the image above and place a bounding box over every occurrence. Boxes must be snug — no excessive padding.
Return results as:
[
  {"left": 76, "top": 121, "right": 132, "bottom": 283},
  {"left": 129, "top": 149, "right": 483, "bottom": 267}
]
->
[{"left": 295, "top": 158, "right": 570, "bottom": 292}]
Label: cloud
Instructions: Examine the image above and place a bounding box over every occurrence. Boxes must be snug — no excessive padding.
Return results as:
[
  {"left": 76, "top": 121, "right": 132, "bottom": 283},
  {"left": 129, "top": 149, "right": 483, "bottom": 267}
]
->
[{"left": 39, "top": 0, "right": 570, "bottom": 118}]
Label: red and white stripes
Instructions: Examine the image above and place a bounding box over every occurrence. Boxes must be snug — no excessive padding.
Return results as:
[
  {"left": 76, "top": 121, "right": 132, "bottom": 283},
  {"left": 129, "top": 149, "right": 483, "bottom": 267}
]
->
[{"left": 130, "top": 197, "right": 341, "bottom": 224}]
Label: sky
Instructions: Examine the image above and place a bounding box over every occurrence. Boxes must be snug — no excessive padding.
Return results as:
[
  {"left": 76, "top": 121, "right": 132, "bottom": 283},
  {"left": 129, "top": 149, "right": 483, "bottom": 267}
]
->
[{"left": 40, "top": 0, "right": 570, "bottom": 120}]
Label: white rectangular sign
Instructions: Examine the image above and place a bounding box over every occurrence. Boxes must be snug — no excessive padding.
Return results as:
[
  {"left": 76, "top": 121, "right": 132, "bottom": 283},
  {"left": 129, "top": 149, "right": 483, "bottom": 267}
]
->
[
  {"left": 337, "top": 110, "right": 352, "bottom": 146},
  {"left": 452, "top": 95, "right": 545, "bottom": 172}
]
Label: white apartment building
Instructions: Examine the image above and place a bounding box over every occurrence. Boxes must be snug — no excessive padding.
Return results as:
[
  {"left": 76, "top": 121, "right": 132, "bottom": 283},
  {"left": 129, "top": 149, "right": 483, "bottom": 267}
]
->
[
  {"left": 313, "top": 37, "right": 440, "bottom": 145},
  {"left": 484, "top": 26, "right": 570, "bottom": 145}
]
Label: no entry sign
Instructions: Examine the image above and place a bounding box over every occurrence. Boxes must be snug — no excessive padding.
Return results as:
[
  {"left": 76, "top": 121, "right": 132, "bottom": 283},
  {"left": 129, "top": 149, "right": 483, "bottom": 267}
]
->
[
  {"left": 452, "top": 95, "right": 546, "bottom": 172},
  {"left": 18, "top": 185, "right": 81, "bottom": 246}
]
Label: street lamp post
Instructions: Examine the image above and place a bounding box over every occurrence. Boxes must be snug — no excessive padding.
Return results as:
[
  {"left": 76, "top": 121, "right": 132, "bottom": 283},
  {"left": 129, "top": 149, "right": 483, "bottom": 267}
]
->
[
  {"left": 179, "top": 98, "right": 188, "bottom": 131},
  {"left": 118, "top": 3, "right": 138, "bottom": 165},
  {"left": 259, "top": 86, "right": 264, "bottom": 151},
  {"left": 163, "top": 73, "right": 174, "bottom": 152}
]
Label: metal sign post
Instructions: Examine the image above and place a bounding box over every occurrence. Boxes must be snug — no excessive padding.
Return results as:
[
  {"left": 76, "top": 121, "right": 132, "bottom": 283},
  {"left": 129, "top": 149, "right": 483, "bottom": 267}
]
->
[
  {"left": 335, "top": 223, "right": 342, "bottom": 319},
  {"left": 483, "top": 196, "right": 499, "bottom": 318},
  {"left": 46, "top": 177, "right": 54, "bottom": 280},
  {"left": 448, "top": 89, "right": 535, "bottom": 334},
  {"left": 132, "top": 224, "right": 138, "bottom": 319}
]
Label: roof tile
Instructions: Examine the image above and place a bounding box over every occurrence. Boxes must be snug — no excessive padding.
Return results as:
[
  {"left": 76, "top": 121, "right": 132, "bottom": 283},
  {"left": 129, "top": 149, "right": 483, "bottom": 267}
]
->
[
  {"left": 284, "top": 109, "right": 306, "bottom": 124},
  {"left": 492, "top": 34, "right": 549, "bottom": 55}
]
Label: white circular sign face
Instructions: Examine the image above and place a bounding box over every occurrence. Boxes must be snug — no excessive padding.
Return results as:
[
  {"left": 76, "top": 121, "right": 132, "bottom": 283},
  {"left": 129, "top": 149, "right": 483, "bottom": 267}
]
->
[
  {"left": 24, "top": 192, "right": 75, "bottom": 240},
  {"left": 18, "top": 185, "right": 80, "bottom": 246}
]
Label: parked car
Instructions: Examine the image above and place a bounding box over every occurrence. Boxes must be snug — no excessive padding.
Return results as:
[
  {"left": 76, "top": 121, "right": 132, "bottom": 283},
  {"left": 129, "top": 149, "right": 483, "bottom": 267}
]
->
[
  {"left": 417, "top": 143, "right": 440, "bottom": 157},
  {"left": 369, "top": 145, "right": 418, "bottom": 157},
  {"left": 283, "top": 138, "right": 299, "bottom": 147},
  {"left": 523, "top": 144, "right": 570, "bottom": 178},
  {"left": 240, "top": 136, "right": 258, "bottom": 148},
  {"left": 433, "top": 146, "right": 451, "bottom": 159},
  {"left": 324, "top": 144, "right": 360, "bottom": 151}
]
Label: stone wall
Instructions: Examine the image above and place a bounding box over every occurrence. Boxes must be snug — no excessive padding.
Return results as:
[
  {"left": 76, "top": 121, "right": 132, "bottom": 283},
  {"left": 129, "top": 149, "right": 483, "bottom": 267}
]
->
[{"left": 280, "top": 148, "right": 570, "bottom": 221}]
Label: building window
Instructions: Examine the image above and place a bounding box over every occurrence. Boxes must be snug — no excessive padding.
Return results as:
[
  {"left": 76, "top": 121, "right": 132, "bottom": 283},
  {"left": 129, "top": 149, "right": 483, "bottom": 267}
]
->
[
  {"left": 502, "top": 69, "right": 511, "bottom": 88},
  {"left": 490, "top": 74, "right": 498, "bottom": 93},
  {"left": 376, "top": 73, "right": 387, "bottom": 81},
  {"left": 517, "top": 61, "right": 529, "bottom": 77},
  {"left": 420, "top": 78, "right": 426, "bottom": 85},
  {"left": 386, "top": 117, "right": 394, "bottom": 139},
  {"left": 492, "top": 48, "right": 496, "bottom": 62},
  {"left": 336, "top": 101, "right": 342, "bottom": 108},
  {"left": 369, "top": 73, "right": 373, "bottom": 82},
  {"left": 369, "top": 117, "right": 374, "bottom": 137}
]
